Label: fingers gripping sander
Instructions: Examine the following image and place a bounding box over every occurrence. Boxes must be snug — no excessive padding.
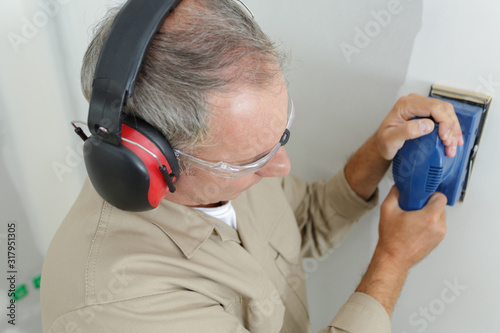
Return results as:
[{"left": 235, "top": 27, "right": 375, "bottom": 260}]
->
[{"left": 393, "top": 85, "right": 492, "bottom": 211}]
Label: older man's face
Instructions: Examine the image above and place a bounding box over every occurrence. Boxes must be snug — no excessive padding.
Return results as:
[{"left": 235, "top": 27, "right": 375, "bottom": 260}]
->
[{"left": 164, "top": 71, "right": 291, "bottom": 207}]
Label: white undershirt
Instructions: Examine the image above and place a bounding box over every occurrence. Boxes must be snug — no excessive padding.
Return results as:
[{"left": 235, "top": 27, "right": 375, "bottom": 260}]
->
[{"left": 193, "top": 201, "right": 238, "bottom": 230}]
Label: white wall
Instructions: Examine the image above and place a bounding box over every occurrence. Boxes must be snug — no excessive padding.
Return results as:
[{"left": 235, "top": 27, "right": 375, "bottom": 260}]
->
[
  {"left": 247, "top": 0, "right": 500, "bottom": 332},
  {"left": 1, "top": 0, "right": 498, "bottom": 332}
]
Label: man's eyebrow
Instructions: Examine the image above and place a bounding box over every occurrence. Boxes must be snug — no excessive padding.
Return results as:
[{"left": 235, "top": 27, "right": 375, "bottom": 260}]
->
[
  {"left": 234, "top": 121, "right": 287, "bottom": 165},
  {"left": 249, "top": 146, "right": 276, "bottom": 163},
  {"left": 231, "top": 145, "right": 275, "bottom": 166}
]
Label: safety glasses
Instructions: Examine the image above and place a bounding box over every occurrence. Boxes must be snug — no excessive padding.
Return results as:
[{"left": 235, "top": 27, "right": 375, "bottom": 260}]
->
[{"left": 174, "top": 98, "right": 295, "bottom": 178}]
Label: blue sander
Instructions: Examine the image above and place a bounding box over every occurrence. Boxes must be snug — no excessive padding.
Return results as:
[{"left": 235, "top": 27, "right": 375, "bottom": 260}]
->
[{"left": 393, "top": 85, "right": 492, "bottom": 211}]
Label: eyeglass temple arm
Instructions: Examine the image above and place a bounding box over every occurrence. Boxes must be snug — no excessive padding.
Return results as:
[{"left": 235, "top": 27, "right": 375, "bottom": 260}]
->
[{"left": 234, "top": 0, "right": 254, "bottom": 18}]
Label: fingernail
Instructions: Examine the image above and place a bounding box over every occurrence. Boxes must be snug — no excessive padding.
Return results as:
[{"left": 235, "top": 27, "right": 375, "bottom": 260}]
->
[
  {"left": 420, "top": 120, "right": 432, "bottom": 133},
  {"left": 450, "top": 145, "right": 457, "bottom": 156}
]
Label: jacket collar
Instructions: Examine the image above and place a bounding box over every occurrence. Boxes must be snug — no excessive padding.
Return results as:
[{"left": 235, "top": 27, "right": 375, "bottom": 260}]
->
[{"left": 133, "top": 198, "right": 241, "bottom": 259}]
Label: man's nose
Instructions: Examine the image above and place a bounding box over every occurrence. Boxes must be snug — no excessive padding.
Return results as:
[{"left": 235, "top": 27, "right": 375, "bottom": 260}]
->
[{"left": 255, "top": 147, "right": 291, "bottom": 178}]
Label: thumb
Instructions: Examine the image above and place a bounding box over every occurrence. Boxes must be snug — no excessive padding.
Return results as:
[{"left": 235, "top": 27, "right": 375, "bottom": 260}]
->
[
  {"left": 381, "top": 186, "right": 402, "bottom": 211},
  {"left": 422, "top": 191, "right": 447, "bottom": 215},
  {"left": 384, "top": 119, "right": 435, "bottom": 147},
  {"left": 398, "top": 118, "right": 435, "bottom": 141},
  {"left": 378, "top": 119, "right": 435, "bottom": 160}
]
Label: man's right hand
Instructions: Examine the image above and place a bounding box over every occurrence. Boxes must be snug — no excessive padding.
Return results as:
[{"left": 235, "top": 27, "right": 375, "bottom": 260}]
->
[
  {"left": 377, "top": 186, "right": 448, "bottom": 271},
  {"left": 355, "top": 186, "right": 447, "bottom": 316}
]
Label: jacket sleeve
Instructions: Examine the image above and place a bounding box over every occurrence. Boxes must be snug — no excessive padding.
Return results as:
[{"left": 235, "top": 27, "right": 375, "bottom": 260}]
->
[
  {"left": 319, "top": 292, "right": 392, "bottom": 333},
  {"left": 282, "top": 169, "right": 379, "bottom": 258},
  {"left": 282, "top": 171, "right": 391, "bottom": 333}
]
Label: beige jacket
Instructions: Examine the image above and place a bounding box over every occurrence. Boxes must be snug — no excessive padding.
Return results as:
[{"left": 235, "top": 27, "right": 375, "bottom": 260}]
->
[{"left": 41, "top": 170, "right": 390, "bottom": 332}]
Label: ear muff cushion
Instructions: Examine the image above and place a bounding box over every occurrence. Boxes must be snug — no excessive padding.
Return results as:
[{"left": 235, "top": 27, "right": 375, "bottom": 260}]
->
[
  {"left": 84, "top": 136, "right": 155, "bottom": 211},
  {"left": 121, "top": 114, "right": 179, "bottom": 179}
]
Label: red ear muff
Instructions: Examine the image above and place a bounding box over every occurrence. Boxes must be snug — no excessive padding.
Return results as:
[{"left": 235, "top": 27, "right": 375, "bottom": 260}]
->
[
  {"left": 121, "top": 114, "right": 179, "bottom": 191},
  {"left": 121, "top": 124, "right": 177, "bottom": 202},
  {"left": 83, "top": 117, "right": 179, "bottom": 211}
]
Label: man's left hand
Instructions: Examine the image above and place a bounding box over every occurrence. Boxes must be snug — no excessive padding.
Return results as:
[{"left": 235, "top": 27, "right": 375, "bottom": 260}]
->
[{"left": 376, "top": 93, "right": 464, "bottom": 160}]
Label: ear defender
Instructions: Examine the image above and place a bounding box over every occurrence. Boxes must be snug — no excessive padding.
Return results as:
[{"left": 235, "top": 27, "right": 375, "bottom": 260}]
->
[
  {"left": 81, "top": 0, "right": 183, "bottom": 211},
  {"left": 83, "top": 116, "right": 179, "bottom": 212}
]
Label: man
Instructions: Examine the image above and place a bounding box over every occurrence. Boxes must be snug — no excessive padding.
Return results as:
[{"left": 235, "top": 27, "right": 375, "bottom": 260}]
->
[{"left": 41, "top": 0, "right": 463, "bottom": 332}]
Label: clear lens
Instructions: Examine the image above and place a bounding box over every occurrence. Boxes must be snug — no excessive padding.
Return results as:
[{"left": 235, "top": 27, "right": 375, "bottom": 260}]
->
[
  {"left": 175, "top": 98, "right": 294, "bottom": 178},
  {"left": 175, "top": 142, "right": 283, "bottom": 177}
]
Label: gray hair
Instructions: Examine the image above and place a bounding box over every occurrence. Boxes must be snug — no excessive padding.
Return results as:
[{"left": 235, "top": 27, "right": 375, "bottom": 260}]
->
[{"left": 81, "top": 0, "right": 286, "bottom": 153}]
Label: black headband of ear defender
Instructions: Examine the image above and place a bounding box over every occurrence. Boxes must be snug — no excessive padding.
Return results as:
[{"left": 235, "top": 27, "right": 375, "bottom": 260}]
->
[
  {"left": 82, "top": 0, "right": 182, "bottom": 211},
  {"left": 89, "top": 0, "right": 181, "bottom": 142}
]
